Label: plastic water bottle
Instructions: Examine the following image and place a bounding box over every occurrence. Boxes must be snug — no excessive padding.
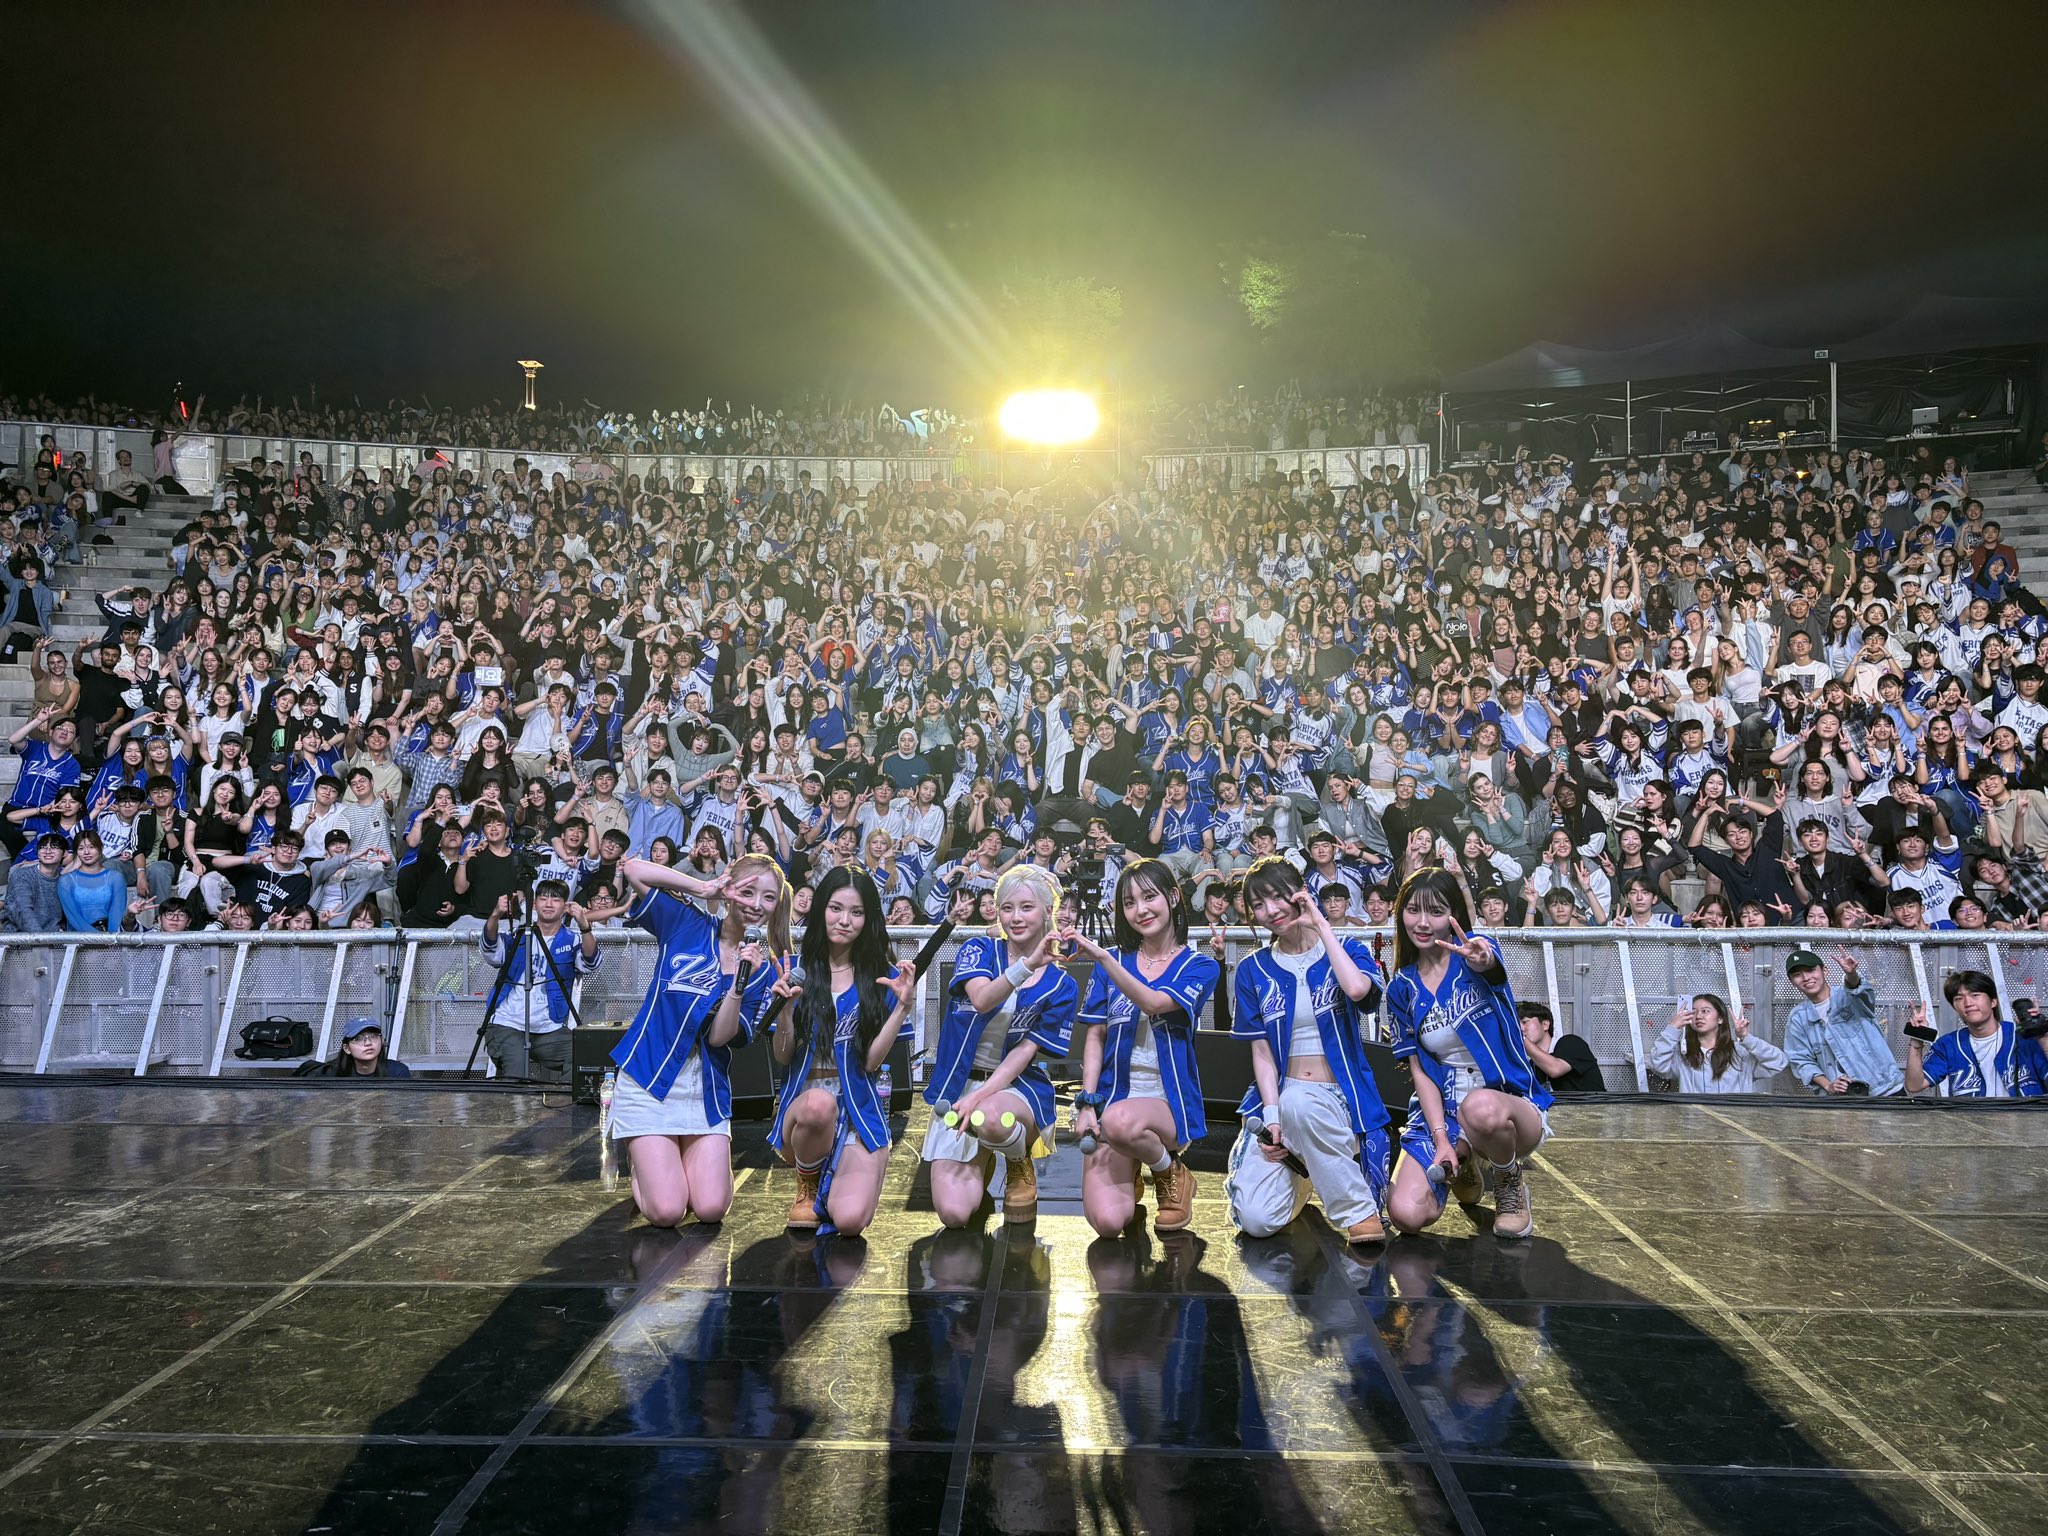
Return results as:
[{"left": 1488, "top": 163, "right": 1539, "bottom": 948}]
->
[
  {"left": 597, "top": 1070, "right": 619, "bottom": 1191},
  {"left": 878, "top": 1063, "right": 894, "bottom": 1114}
]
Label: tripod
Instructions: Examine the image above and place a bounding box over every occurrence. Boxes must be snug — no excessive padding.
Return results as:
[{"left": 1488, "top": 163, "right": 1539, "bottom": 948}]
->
[{"left": 467, "top": 887, "right": 590, "bottom": 1083}]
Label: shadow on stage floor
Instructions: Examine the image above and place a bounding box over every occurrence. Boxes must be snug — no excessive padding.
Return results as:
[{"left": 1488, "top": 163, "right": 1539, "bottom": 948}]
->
[{"left": 1, "top": 1082, "right": 2040, "bottom": 1534}]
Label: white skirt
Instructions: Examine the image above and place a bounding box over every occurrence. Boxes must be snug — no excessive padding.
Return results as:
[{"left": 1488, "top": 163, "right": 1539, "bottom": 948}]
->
[
  {"left": 920, "top": 1115, "right": 983, "bottom": 1165},
  {"left": 609, "top": 1052, "right": 725, "bottom": 1140}
]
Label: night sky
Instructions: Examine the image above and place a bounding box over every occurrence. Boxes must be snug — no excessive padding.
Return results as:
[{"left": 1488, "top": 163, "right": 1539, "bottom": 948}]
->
[{"left": 10, "top": 0, "right": 2045, "bottom": 415}]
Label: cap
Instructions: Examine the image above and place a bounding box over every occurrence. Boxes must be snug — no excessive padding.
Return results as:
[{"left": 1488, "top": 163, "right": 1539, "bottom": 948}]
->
[
  {"left": 1784, "top": 950, "right": 1824, "bottom": 977},
  {"left": 340, "top": 1017, "right": 382, "bottom": 1041}
]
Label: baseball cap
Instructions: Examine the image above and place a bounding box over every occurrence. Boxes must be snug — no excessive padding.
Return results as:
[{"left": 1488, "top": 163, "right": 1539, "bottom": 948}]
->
[
  {"left": 1784, "top": 950, "right": 1824, "bottom": 977},
  {"left": 340, "top": 1017, "right": 382, "bottom": 1041}
]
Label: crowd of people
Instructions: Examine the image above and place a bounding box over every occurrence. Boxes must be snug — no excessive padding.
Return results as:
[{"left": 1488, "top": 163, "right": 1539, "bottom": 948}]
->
[
  {"left": 4, "top": 379, "right": 1446, "bottom": 466},
  {"left": 0, "top": 390, "right": 972, "bottom": 459},
  {"left": 0, "top": 396, "right": 2042, "bottom": 1085},
  {"left": 1, "top": 399, "right": 2044, "bottom": 1251},
  {"left": 1150, "top": 385, "right": 1433, "bottom": 452}
]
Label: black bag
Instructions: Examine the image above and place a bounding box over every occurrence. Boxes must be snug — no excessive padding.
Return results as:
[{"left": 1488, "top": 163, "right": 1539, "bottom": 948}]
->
[{"left": 234, "top": 1016, "right": 313, "bottom": 1060}]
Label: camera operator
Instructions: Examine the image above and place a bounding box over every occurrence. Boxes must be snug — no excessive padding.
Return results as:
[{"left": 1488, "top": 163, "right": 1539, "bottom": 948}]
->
[
  {"left": 479, "top": 878, "right": 605, "bottom": 1083},
  {"left": 1067, "top": 816, "right": 1126, "bottom": 924}
]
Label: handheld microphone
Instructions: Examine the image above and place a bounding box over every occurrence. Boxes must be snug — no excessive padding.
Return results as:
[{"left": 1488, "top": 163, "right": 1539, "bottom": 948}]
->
[
  {"left": 1245, "top": 1113, "right": 1309, "bottom": 1179},
  {"left": 1427, "top": 1160, "right": 1452, "bottom": 1189},
  {"left": 735, "top": 923, "right": 766, "bottom": 989},
  {"left": 1077, "top": 1130, "right": 1099, "bottom": 1154}
]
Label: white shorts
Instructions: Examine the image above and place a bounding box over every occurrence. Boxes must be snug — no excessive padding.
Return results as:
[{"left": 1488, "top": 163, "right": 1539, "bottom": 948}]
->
[
  {"left": 1126, "top": 1058, "right": 1164, "bottom": 1102},
  {"left": 609, "top": 1053, "right": 724, "bottom": 1140}
]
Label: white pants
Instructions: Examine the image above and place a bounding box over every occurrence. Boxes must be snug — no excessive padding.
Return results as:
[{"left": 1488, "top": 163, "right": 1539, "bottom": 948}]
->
[{"left": 1225, "top": 1079, "right": 1383, "bottom": 1235}]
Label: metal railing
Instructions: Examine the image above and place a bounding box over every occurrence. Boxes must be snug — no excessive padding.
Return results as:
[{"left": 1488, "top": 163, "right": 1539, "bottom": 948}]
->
[
  {"left": 3, "top": 419, "right": 1427, "bottom": 499},
  {"left": 0, "top": 420, "right": 999, "bottom": 499},
  {"left": 4, "top": 925, "right": 2040, "bottom": 1089},
  {"left": 1145, "top": 443, "right": 1432, "bottom": 489}
]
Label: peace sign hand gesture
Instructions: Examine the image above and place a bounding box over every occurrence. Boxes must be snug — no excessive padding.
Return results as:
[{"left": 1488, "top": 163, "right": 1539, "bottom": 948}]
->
[
  {"left": 1445, "top": 916, "right": 1494, "bottom": 973},
  {"left": 768, "top": 955, "right": 804, "bottom": 1003}
]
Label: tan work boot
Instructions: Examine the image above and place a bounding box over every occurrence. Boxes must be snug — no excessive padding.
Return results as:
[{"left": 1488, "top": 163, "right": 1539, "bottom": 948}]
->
[
  {"left": 1003, "top": 1153, "right": 1038, "bottom": 1218},
  {"left": 1152, "top": 1158, "right": 1196, "bottom": 1232},
  {"left": 1346, "top": 1211, "right": 1389, "bottom": 1245},
  {"left": 1447, "top": 1145, "right": 1485, "bottom": 1206},
  {"left": 787, "top": 1162, "right": 823, "bottom": 1229},
  {"left": 1491, "top": 1161, "right": 1533, "bottom": 1240}
]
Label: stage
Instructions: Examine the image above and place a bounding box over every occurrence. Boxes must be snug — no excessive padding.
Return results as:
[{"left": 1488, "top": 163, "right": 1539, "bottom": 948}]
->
[{"left": 0, "top": 1082, "right": 2041, "bottom": 1535}]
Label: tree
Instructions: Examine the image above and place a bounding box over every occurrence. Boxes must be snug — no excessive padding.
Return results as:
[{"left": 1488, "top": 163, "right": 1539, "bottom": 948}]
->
[
  {"left": 1231, "top": 232, "right": 1432, "bottom": 384},
  {"left": 1000, "top": 275, "right": 1124, "bottom": 380}
]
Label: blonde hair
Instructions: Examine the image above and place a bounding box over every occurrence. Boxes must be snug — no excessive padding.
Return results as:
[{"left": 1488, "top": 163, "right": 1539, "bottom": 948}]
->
[
  {"left": 722, "top": 852, "right": 794, "bottom": 956},
  {"left": 990, "top": 864, "right": 1061, "bottom": 944}
]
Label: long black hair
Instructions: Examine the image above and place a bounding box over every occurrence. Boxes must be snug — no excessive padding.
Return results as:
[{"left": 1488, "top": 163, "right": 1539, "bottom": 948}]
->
[
  {"left": 1109, "top": 857, "right": 1190, "bottom": 952},
  {"left": 799, "top": 865, "right": 893, "bottom": 1061},
  {"left": 1391, "top": 866, "right": 1474, "bottom": 975}
]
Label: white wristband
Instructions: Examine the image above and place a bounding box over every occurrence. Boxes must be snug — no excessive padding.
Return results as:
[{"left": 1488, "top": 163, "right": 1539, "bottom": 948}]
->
[
  {"left": 1260, "top": 1103, "right": 1280, "bottom": 1126},
  {"left": 1003, "top": 959, "right": 1033, "bottom": 988}
]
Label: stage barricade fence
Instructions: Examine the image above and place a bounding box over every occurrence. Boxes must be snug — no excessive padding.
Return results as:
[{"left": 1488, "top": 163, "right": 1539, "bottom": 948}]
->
[
  {"left": 1144, "top": 443, "right": 1431, "bottom": 488},
  {"left": 1, "top": 927, "right": 2038, "bottom": 1086},
  {"left": 0, "top": 418, "right": 1428, "bottom": 498}
]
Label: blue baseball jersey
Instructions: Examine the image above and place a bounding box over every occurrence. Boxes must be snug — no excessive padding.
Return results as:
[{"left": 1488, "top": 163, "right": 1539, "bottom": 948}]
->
[
  {"left": 611, "top": 890, "right": 777, "bottom": 1125},
  {"left": 1231, "top": 937, "right": 1391, "bottom": 1144},
  {"left": 1078, "top": 945, "right": 1222, "bottom": 1147},
  {"left": 925, "top": 935, "right": 1076, "bottom": 1135}
]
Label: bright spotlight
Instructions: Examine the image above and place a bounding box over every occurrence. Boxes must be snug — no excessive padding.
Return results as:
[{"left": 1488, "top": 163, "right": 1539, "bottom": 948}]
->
[{"left": 999, "top": 389, "right": 1100, "bottom": 446}]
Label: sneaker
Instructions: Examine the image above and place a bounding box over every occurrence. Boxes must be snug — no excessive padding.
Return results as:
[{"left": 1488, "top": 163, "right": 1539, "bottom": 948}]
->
[
  {"left": 1002, "top": 1153, "right": 1038, "bottom": 1218},
  {"left": 787, "top": 1163, "right": 824, "bottom": 1230},
  {"left": 1491, "top": 1161, "right": 1533, "bottom": 1240},
  {"left": 1346, "top": 1212, "right": 1389, "bottom": 1245},
  {"left": 1152, "top": 1158, "right": 1196, "bottom": 1232},
  {"left": 1447, "top": 1145, "right": 1484, "bottom": 1206}
]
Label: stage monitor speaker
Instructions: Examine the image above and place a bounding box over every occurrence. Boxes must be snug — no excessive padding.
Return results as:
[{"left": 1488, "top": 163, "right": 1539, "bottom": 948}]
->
[
  {"left": 1193, "top": 1030, "right": 1411, "bottom": 1120},
  {"left": 571, "top": 1025, "right": 627, "bottom": 1105}
]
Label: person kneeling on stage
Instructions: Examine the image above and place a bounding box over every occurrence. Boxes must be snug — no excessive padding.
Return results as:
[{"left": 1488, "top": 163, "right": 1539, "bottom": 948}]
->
[
  {"left": 611, "top": 853, "right": 789, "bottom": 1226},
  {"left": 767, "top": 866, "right": 919, "bottom": 1236},
  {"left": 1383, "top": 868, "right": 1552, "bottom": 1240},
  {"left": 1223, "top": 855, "right": 1394, "bottom": 1246},
  {"left": 1064, "top": 858, "right": 1222, "bottom": 1239},
  {"left": 922, "top": 865, "right": 1077, "bottom": 1227},
  {"left": 479, "top": 879, "right": 603, "bottom": 1083},
  {"left": 1904, "top": 970, "right": 2048, "bottom": 1099}
]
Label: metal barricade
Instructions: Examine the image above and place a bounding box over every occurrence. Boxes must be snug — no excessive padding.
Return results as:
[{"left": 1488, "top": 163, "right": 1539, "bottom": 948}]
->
[
  {"left": 1144, "top": 443, "right": 1432, "bottom": 490},
  {"left": 0, "top": 420, "right": 1003, "bottom": 498},
  {"left": 5, "top": 926, "right": 2044, "bottom": 1082}
]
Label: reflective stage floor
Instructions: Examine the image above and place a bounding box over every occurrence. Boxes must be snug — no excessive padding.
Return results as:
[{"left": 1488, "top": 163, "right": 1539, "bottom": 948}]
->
[{"left": 1, "top": 1082, "right": 2043, "bottom": 1535}]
